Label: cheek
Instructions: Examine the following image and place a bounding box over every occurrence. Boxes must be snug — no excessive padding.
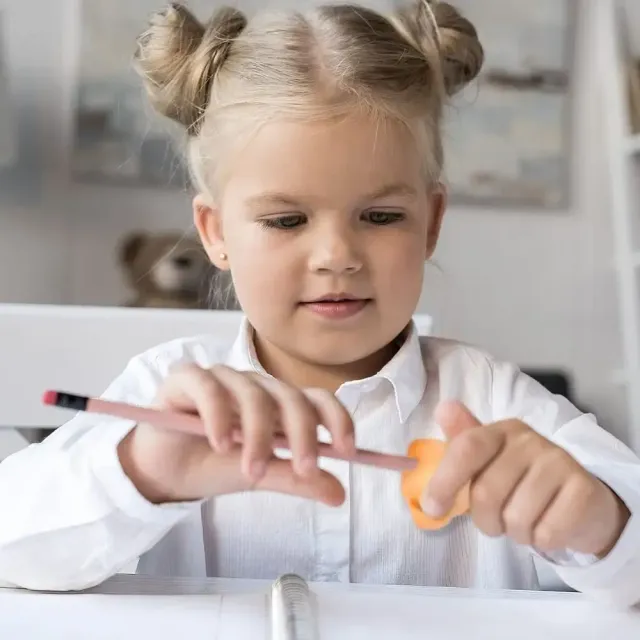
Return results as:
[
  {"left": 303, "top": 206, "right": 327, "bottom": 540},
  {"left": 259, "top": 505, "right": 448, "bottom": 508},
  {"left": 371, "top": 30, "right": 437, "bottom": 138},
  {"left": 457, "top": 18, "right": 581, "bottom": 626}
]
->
[
  {"left": 224, "top": 226, "right": 295, "bottom": 298},
  {"left": 371, "top": 231, "right": 427, "bottom": 289}
]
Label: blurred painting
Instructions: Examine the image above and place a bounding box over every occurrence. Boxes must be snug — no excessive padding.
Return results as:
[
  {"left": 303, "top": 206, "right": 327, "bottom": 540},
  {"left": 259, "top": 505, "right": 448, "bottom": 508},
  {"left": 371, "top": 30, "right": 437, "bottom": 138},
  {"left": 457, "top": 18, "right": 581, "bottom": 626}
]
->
[
  {"left": 70, "top": 1, "right": 217, "bottom": 188},
  {"left": 443, "top": 0, "right": 577, "bottom": 209}
]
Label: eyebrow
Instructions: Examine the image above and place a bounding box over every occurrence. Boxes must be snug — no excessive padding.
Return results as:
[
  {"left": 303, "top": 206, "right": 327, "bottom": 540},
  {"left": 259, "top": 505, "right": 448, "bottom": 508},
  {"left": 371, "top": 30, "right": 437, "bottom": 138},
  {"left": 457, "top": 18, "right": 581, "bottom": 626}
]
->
[
  {"left": 245, "top": 193, "right": 303, "bottom": 208},
  {"left": 365, "top": 183, "right": 417, "bottom": 201},
  {"left": 246, "top": 183, "right": 417, "bottom": 208}
]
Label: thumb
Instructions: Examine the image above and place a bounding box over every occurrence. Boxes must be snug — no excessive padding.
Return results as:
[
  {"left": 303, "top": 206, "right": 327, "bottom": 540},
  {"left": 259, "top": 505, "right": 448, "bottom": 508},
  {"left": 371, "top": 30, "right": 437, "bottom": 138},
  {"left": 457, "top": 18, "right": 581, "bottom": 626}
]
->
[{"left": 434, "top": 400, "right": 482, "bottom": 441}]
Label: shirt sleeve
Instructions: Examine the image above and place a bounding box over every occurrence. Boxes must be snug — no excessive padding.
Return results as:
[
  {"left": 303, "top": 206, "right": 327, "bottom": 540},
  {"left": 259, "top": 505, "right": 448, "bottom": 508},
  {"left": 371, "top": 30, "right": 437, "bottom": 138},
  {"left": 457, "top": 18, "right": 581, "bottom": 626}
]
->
[
  {"left": 490, "top": 359, "right": 640, "bottom": 607},
  {"left": 0, "top": 353, "right": 199, "bottom": 592}
]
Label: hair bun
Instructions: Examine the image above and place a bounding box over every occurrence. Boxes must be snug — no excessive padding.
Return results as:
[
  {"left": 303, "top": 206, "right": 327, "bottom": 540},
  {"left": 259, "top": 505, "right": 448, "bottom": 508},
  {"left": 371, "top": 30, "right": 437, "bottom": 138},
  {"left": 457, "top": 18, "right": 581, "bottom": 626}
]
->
[
  {"left": 134, "top": 3, "right": 247, "bottom": 135},
  {"left": 393, "top": 1, "right": 484, "bottom": 97},
  {"left": 431, "top": 2, "right": 484, "bottom": 95}
]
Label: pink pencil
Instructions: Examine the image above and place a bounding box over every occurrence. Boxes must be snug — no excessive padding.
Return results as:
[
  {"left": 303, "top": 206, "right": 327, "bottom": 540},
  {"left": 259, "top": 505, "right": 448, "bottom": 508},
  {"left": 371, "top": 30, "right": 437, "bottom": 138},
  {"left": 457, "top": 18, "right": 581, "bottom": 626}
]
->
[{"left": 42, "top": 390, "right": 417, "bottom": 472}]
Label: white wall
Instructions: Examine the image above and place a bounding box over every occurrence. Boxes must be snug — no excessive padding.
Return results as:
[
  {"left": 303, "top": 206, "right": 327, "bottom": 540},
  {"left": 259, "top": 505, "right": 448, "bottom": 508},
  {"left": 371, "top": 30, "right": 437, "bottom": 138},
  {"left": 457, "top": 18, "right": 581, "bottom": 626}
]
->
[
  {"left": 0, "top": 0, "right": 634, "bottom": 446},
  {"left": 420, "top": 0, "right": 640, "bottom": 445},
  {"left": 421, "top": 1, "right": 630, "bottom": 442}
]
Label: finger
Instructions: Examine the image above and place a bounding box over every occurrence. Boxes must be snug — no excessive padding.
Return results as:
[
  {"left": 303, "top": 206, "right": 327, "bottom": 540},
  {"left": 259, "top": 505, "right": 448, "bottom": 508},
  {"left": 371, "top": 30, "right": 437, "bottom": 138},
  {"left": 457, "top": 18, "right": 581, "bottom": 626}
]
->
[
  {"left": 186, "top": 449, "right": 345, "bottom": 507},
  {"left": 254, "top": 375, "right": 322, "bottom": 477},
  {"left": 302, "top": 388, "right": 355, "bottom": 455},
  {"left": 468, "top": 449, "right": 530, "bottom": 537},
  {"left": 424, "top": 426, "right": 504, "bottom": 518},
  {"left": 501, "top": 455, "right": 564, "bottom": 547},
  {"left": 435, "top": 400, "right": 482, "bottom": 441},
  {"left": 205, "top": 451, "right": 345, "bottom": 506},
  {"left": 161, "top": 364, "right": 234, "bottom": 449},
  {"left": 210, "top": 366, "right": 278, "bottom": 481},
  {"left": 255, "top": 458, "right": 346, "bottom": 506},
  {"left": 531, "top": 474, "right": 596, "bottom": 553}
]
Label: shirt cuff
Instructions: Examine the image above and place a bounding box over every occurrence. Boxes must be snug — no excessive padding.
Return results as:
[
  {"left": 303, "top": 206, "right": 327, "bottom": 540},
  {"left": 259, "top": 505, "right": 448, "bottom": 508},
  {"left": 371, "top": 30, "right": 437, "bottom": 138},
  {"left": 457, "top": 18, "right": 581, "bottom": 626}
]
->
[
  {"left": 534, "top": 547, "right": 598, "bottom": 568},
  {"left": 88, "top": 419, "right": 202, "bottom": 526},
  {"left": 550, "top": 464, "right": 640, "bottom": 607}
]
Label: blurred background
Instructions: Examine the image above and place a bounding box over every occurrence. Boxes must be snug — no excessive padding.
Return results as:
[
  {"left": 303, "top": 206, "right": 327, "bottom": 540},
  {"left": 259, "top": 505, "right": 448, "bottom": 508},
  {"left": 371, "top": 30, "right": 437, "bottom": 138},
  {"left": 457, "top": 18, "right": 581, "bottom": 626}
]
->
[{"left": 1, "top": 0, "right": 640, "bottom": 455}]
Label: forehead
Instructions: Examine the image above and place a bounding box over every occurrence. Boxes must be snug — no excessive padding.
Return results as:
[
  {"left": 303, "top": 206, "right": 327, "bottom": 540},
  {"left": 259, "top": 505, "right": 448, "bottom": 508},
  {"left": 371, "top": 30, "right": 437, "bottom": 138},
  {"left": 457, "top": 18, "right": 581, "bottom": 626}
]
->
[{"left": 221, "top": 114, "right": 425, "bottom": 205}]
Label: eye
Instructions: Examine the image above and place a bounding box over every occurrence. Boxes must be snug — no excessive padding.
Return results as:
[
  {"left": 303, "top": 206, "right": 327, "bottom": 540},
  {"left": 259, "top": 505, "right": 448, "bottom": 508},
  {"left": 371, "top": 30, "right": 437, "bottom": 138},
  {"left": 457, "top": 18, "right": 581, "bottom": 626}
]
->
[
  {"left": 364, "top": 210, "right": 405, "bottom": 225},
  {"left": 258, "top": 214, "right": 307, "bottom": 230}
]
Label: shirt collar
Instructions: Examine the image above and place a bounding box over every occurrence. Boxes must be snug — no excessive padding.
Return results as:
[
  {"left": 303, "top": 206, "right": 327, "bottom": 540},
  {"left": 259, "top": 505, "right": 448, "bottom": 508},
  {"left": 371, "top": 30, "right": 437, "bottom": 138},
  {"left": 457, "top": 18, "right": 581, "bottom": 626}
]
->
[
  {"left": 374, "top": 322, "right": 427, "bottom": 423},
  {"left": 225, "top": 316, "right": 427, "bottom": 423},
  {"left": 225, "top": 316, "right": 264, "bottom": 373}
]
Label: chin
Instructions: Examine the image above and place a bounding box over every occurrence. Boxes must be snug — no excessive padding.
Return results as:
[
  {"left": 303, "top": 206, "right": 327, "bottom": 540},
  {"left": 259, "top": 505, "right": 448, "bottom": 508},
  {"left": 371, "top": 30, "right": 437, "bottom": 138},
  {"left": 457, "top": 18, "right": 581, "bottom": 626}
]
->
[{"left": 297, "top": 337, "right": 385, "bottom": 366}]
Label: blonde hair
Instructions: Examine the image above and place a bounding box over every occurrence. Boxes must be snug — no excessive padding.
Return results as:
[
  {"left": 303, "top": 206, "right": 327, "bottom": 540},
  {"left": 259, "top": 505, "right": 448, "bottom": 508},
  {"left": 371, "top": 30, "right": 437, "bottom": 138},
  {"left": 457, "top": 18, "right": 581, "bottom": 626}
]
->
[{"left": 134, "top": 1, "right": 484, "bottom": 198}]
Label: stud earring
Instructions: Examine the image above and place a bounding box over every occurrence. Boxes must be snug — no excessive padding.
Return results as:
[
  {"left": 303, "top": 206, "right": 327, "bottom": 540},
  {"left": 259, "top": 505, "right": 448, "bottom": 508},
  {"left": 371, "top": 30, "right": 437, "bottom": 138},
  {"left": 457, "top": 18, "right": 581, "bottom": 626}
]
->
[{"left": 219, "top": 252, "right": 228, "bottom": 261}]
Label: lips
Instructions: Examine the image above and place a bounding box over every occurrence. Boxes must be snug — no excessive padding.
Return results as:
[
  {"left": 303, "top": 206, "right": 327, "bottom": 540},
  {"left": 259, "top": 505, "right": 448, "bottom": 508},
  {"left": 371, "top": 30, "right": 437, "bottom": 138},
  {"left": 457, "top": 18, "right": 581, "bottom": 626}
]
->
[
  {"left": 301, "top": 294, "right": 371, "bottom": 320},
  {"left": 307, "top": 293, "right": 363, "bottom": 303}
]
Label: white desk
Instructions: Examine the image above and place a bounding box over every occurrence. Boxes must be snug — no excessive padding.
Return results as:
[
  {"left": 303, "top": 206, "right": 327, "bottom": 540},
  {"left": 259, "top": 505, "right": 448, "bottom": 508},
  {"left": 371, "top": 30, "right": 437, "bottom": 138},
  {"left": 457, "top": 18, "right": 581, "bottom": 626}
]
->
[{"left": 1, "top": 574, "right": 638, "bottom": 639}]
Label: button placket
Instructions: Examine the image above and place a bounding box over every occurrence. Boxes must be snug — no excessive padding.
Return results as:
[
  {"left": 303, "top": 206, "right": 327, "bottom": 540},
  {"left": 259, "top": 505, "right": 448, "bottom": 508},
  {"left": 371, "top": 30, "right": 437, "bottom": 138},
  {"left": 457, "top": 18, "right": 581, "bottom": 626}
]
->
[
  {"left": 312, "top": 384, "right": 371, "bottom": 583},
  {"left": 313, "top": 426, "right": 352, "bottom": 582}
]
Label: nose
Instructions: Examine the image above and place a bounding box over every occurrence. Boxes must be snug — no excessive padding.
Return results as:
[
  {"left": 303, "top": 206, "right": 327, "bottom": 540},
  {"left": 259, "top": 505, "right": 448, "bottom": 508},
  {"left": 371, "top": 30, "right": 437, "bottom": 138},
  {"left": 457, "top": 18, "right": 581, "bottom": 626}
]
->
[{"left": 308, "top": 227, "right": 363, "bottom": 275}]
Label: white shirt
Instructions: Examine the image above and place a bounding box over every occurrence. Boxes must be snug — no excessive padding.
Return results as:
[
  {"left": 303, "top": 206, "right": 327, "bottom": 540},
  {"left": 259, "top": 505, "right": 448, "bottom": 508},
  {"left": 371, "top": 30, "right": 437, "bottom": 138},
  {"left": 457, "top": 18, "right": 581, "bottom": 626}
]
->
[{"left": 1, "top": 318, "right": 640, "bottom": 606}]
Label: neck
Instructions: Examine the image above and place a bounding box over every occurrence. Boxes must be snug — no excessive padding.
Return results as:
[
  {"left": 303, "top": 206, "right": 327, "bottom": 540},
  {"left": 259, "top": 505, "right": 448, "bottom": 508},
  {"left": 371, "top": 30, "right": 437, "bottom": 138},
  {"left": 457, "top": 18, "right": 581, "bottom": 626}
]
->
[{"left": 252, "top": 329, "right": 407, "bottom": 392}]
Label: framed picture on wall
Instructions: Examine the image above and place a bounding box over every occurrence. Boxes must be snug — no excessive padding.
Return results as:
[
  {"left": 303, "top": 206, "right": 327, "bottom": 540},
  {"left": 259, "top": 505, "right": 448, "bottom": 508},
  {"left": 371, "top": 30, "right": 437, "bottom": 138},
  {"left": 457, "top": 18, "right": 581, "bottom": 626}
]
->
[
  {"left": 70, "top": 0, "right": 219, "bottom": 189},
  {"left": 443, "top": 0, "right": 578, "bottom": 209}
]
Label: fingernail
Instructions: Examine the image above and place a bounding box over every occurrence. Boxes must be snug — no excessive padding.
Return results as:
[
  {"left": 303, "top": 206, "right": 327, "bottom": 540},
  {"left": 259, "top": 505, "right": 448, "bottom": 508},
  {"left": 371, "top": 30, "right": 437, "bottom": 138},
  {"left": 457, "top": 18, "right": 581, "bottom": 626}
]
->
[{"left": 422, "top": 497, "right": 446, "bottom": 518}]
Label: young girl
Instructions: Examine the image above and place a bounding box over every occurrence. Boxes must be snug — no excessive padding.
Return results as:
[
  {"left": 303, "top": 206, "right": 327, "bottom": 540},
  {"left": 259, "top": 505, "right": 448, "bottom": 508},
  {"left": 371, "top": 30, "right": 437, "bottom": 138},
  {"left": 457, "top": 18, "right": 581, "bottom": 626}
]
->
[{"left": 1, "top": 0, "right": 639, "bottom": 605}]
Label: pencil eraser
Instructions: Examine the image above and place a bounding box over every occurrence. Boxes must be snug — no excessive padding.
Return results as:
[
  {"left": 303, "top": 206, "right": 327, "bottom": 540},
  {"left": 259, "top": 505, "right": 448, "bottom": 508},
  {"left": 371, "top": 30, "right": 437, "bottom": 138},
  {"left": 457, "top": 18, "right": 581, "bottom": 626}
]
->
[{"left": 42, "top": 390, "right": 58, "bottom": 406}]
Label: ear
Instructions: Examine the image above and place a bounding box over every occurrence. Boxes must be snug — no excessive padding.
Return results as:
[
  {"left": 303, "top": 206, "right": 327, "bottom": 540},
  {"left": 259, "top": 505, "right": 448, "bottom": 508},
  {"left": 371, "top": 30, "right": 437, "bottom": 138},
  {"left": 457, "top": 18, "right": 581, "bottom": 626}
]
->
[
  {"left": 425, "top": 184, "right": 447, "bottom": 260},
  {"left": 119, "top": 232, "right": 146, "bottom": 267},
  {"left": 192, "top": 194, "right": 229, "bottom": 271}
]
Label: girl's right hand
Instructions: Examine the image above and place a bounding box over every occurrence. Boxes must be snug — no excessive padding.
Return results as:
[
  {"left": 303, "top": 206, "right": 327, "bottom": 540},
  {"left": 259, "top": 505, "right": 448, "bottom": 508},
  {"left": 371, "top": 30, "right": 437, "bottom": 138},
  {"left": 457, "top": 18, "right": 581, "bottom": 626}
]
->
[{"left": 117, "top": 363, "right": 355, "bottom": 507}]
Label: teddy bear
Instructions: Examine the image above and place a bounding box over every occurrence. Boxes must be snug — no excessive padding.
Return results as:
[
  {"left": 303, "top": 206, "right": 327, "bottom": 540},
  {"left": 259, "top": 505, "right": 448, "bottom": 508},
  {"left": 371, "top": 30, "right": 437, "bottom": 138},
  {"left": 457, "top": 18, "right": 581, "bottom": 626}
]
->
[{"left": 117, "top": 231, "right": 238, "bottom": 310}]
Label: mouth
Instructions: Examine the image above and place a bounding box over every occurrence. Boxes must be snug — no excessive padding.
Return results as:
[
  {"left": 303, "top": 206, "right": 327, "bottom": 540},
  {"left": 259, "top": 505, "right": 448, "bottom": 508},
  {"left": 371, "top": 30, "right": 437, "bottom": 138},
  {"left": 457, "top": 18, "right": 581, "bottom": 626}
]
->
[
  {"left": 306, "top": 293, "right": 366, "bottom": 303},
  {"left": 300, "top": 294, "right": 372, "bottom": 320}
]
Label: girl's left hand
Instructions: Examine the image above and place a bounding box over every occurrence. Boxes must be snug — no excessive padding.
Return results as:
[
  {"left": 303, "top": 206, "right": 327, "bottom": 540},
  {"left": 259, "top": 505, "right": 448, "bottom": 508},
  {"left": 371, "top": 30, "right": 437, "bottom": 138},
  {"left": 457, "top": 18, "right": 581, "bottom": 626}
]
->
[{"left": 421, "top": 401, "right": 630, "bottom": 558}]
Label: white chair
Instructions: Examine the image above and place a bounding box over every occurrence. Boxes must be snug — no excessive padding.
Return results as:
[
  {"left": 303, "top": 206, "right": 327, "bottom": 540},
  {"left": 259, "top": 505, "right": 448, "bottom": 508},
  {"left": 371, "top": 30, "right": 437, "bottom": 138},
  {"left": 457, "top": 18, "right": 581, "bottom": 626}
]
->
[
  {"left": 0, "top": 303, "right": 433, "bottom": 436},
  {"left": 0, "top": 304, "right": 246, "bottom": 434}
]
